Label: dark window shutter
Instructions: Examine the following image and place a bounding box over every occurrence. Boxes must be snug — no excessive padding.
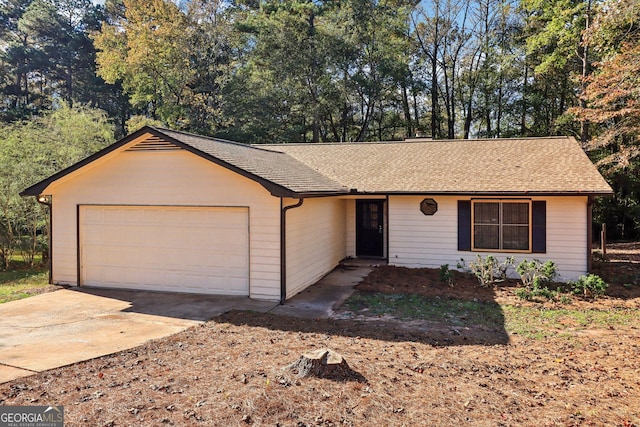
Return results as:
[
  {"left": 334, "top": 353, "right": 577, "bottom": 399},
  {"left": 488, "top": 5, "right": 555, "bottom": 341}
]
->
[
  {"left": 458, "top": 200, "right": 471, "bottom": 251},
  {"left": 532, "top": 201, "right": 546, "bottom": 253}
]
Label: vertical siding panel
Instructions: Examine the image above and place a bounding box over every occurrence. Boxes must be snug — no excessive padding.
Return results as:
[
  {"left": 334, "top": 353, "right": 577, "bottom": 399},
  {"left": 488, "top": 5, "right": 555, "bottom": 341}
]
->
[
  {"left": 345, "top": 200, "right": 356, "bottom": 257},
  {"left": 286, "top": 198, "right": 347, "bottom": 298}
]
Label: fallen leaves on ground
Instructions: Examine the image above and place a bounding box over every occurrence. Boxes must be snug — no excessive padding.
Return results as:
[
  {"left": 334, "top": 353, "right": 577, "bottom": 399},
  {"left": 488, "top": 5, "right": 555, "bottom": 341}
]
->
[{"left": 1, "top": 310, "right": 638, "bottom": 426}]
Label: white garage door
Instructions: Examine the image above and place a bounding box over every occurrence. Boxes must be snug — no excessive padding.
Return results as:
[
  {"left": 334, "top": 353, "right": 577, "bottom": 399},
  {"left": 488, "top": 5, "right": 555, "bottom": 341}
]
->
[{"left": 80, "top": 206, "right": 249, "bottom": 295}]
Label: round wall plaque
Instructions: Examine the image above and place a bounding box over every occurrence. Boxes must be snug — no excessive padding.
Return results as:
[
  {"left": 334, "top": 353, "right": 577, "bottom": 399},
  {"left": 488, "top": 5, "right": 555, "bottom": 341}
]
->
[{"left": 420, "top": 198, "right": 438, "bottom": 215}]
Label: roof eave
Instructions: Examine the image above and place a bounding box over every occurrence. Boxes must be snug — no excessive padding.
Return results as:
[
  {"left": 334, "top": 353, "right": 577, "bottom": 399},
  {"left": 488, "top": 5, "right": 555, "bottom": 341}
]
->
[
  {"left": 288, "top": 190, "right": 350, "bottom": 198},
  {"left": 346, "top": 190, "right": 614, "bottom": 197}
]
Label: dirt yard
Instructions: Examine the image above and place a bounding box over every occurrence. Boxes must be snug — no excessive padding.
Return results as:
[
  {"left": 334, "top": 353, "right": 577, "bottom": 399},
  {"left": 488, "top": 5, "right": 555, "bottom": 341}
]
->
[{"left": 1, "top": 245, "right": 639, "bottom": 426}]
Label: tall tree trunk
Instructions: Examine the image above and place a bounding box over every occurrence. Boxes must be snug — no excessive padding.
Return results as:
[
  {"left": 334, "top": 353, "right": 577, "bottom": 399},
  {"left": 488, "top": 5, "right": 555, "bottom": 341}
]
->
[
  {"left": 464, "top": 95, "right": 473, "bottom": 139},
  {"left": 448, "top": 64, "right": 456, "bottom": 139},
  {"left": 558, "top": 78, "right": 567, "bottom": 132},
  {"left": 462, "top": 45, "right": 482, "bottom": 139},
  {"left": 328, "top": 112, "right": 340, "bottom": 142},
  {"left": 496, "top": 72, "right": 503, "bottom": 137},
  {"left": 401, "top": 81, "right": 413, "bottom": 138},
  {"left": 521, "top": 64, "right": 528, "bottom": 135},
  {"left": 485, "top": 105, "right": 491, "bottom": 138},
  {"left": 484, "top": 79, "right": 492, "bottom": 138},
  {"left": 580, "top": 0, "right": 592, "bottom": 144},
  {"left": 307, "top": 9, "right": 321, "bottom": 143},
  {"left": 410, "top": 71, "right": 421, "bottom": 132},
  {"left": 544, "top": 84, "right": 551, "bottom": 135},
  {"left": 431, "top": 52, "right": 439, "bottom": 139},
  {"left": 356, "top": 100, "right": 374, "bottom": 142},
  {"left": 377, "top": 102, "right": 383, "bottom": 141},
  {"left": 341, "top": 103, "right": 349, "bottom": 142},
  {"left": 66, "top": 63, "right": 73, "bottom": 107}
]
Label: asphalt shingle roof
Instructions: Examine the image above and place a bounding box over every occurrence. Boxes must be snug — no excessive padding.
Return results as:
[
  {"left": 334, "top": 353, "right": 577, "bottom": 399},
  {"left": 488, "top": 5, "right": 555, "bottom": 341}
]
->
[
  {"left": 21, "top": 127, "right": 613, "bottom": 197},
  {"left": 263, "top": 137, "right": 613, "bottom": 195},
  {"left": 155, "top": 128, "right": 348, "bottom": 195}
]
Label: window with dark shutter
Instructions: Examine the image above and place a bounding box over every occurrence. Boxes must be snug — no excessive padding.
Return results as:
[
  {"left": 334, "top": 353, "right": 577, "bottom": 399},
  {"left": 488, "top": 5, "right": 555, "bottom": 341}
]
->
[
  {"left": 472, "top": 200, "right": 530, "bottom": 251},
  {"left": 459, "top": 199, "right": 546, "bottom": 253}
]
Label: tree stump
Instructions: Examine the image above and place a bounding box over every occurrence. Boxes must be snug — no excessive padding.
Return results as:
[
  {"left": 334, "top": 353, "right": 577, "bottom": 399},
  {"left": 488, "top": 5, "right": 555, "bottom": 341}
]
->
[{"left": 286, "top": 349, "right": 364, "bottom": 381}]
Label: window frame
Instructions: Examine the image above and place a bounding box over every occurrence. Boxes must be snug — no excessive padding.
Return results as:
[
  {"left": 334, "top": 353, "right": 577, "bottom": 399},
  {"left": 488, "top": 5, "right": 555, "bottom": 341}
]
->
[{"left": 471, "top": 199, "right": 532, "bottom": 253}]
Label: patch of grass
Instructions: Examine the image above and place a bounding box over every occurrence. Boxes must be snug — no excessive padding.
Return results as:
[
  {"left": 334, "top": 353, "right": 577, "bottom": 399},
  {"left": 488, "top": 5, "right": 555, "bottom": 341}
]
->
[
  {"left": 503, "top": 305, "right": 640, "bottom": 338},
  {"left": 343, "top": 291, "right": 505, "bottom": 329},
  {"left": 0, "top": 268, "right": 49, "bottom": 304},
  {"left": 344, "top": 291, "right": 640, "bottom": 340},
  {"left": 8, "top": 252, "right": 44, "bottom": 263}
]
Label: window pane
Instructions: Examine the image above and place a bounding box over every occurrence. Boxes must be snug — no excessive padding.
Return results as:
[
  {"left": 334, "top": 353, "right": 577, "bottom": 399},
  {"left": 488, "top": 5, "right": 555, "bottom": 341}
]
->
[
  {"left": 503, "top": 225, "right": 529, "bottom": 250},
  {"left": 503, "top": 203, "right": 529, "bottom": 225},
  {"left": 474, "top": 202, "right": 499, "bottom": 224},
  {"left": 362, "top": 204, "right": 379, "bottom": 230},
  {"left": 369, "top": 204, "right": 379, "bottom": 228},
  {"left": 474, "top": 225, "right": 500, "bottom": 249}
]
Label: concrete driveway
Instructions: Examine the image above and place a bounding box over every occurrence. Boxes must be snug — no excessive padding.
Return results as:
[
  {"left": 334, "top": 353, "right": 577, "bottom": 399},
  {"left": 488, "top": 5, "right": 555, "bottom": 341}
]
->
[{"left": 0, "top": 288, "right": 277, "bottom": 384}]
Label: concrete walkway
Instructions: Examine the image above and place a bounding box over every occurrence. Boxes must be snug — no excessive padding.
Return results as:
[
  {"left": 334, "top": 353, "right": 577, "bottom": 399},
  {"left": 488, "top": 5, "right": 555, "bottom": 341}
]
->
[
  {"left": 0, "top": 261, "right": 374, "bottom": 384},
  {"left": 271, "top": 261, "right": 373, "bottom": 319}
]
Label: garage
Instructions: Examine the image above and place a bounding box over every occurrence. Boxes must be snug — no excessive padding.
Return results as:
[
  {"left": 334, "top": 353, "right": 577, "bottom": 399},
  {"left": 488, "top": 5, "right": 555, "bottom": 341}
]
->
[{"left": 79, "top": 205, "right": 249, "bottom": 295}]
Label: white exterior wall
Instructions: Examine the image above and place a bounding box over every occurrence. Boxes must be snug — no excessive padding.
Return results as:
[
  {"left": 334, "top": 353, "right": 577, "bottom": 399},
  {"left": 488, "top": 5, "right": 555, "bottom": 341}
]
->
[
  {"left": 46, "top": 149, "right": 282, "bottom": 300},
  {"left": 388, "top": 195, "right": 589, "bottom": 281},
  {"left": 285, "top": 197, "right": 346, "bottom": 298},
  {"left": 345, "top": 200, "right": 356, "bottom": 258}
]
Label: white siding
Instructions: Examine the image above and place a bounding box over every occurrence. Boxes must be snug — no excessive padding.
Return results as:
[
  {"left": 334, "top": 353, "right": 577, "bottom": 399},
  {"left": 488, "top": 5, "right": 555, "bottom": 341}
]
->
[
  {"left": 388, "top": 195, "right": 589, "bottom": 281},
  {"left": 285, "top": 197, "right": 347, "bottom": 298},
  {"left": 46, "top": 147, "right": 281, "bottom": 300},
  {"left": 345, "top": 200, "right": 356, "bottom": 257}
]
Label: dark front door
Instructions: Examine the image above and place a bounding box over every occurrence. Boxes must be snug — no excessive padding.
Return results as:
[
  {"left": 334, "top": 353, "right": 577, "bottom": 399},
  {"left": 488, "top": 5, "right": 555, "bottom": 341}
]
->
[{"left": 356, "top": 200, "right": 384, "bottom": 257}]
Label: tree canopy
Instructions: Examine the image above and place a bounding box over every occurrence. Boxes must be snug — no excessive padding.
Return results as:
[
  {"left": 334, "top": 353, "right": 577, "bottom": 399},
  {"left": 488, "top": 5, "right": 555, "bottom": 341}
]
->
[
  {"left": 0, "top": 103, "right": 114, "bottom": 267},
  {"left": 1, "top": 0, "right": 640, "bottom": 241}
]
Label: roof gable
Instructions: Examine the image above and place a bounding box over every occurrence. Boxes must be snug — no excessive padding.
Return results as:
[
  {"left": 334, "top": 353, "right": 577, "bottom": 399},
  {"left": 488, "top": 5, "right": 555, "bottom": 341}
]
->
[{"left": 21, "top": 127, "right": 348, "bottom": 197}]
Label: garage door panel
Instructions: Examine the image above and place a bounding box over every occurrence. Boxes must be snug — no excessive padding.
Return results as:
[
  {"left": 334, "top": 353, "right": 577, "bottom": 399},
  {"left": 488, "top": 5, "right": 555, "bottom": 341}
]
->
[{"left": 80, "top": 206, "right": 249, "bottom": 295}]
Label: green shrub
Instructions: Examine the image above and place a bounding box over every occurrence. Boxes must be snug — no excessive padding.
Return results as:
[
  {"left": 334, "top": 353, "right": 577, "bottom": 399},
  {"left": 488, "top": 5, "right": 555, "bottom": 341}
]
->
[
  {"left": 459, "top": 255, "right": 514, "bottom": 287},
  {"left": 439, "top": 264, "right": 453, "bottom": 286},
  {"left": 531, "top": 285, "right": 557, "bottom": 301},
  {"left": 570, "top": 274, "right": 608, "bottom": 298},
  {"left": 514, "top": 285, "right": 559, "bottom": 302},
  {"left": 514, "top": 287, "right": 531, "bottom": 301},
  {"left": 516, "top": 259, "right": 558, "bottom": 289},
  {"left": 558, "top": 294, "right": 572, "bottom": 304}
]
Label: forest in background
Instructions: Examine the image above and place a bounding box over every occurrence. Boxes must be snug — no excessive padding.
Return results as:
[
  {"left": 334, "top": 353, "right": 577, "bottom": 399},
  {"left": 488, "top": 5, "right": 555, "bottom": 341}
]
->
[{"left": 1, "top": 0, "right": 640, "bottom": 265}]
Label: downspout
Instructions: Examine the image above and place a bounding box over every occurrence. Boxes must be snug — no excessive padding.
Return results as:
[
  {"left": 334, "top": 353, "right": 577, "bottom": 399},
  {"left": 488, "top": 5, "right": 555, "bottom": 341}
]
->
[
  {"left": 385, "top": 194, "right": 390, "bottom": 259},
  {"left": 280, "top": 197, "right": 304, "bottom": 304},
  {"left": 36, "top": 195, "right": 53, "bottom": 285},
  {"left": 587, "top": 196, "right": 594, "bottom": 272}
]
